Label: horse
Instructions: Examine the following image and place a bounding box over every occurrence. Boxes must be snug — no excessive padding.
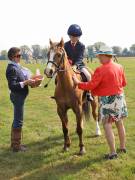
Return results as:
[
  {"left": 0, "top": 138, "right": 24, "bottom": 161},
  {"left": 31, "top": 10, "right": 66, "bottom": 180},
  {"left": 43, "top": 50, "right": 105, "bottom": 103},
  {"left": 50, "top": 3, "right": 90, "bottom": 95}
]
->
[{"left": 44, "top": 38, "right": 101, "bottom": 155}]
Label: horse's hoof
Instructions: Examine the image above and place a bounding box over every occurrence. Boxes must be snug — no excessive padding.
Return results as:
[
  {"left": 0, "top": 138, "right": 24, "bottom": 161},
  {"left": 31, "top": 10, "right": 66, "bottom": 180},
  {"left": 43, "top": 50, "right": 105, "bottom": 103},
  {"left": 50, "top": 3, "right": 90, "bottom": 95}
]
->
[
  {"left": 95, "top": 132, "right": 102, "bottom": 136},
  {"left": 79, "top": 147, "right": 86, "bottom": 155},
  {"left": 96, "top": 128, "right": 102, "bottom": 136},
  {"left": 95, "top": 134, "right": 101, "bottom": 137},
  {"left": 63, "top": 146, "right": 69, "bottom": 152}
]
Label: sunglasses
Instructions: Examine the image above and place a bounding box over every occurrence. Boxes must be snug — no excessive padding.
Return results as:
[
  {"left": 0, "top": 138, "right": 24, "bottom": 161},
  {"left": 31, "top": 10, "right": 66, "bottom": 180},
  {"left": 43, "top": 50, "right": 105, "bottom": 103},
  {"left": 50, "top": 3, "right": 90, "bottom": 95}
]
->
[{"left": 14, "top": 54, "right": 21, "bottom": 58}]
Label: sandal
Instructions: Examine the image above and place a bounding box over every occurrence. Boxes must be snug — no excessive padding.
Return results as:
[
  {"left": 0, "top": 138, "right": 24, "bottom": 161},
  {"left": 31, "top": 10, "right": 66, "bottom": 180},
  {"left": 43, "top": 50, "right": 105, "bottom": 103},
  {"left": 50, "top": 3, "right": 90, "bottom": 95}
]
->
[
  {"left": 104, "top": 153, "right": 118, "bottom": 160},
  {"left": 117, "top": 148, "right": 127, "bottom": 153}
]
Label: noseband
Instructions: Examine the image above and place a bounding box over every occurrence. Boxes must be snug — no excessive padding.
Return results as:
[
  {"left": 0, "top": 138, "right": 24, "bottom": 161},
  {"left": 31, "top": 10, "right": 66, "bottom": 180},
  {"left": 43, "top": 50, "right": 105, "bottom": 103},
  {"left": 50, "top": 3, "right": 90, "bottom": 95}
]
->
[{"left": 47, "top": 48, "right": 65, "bottom": 72}]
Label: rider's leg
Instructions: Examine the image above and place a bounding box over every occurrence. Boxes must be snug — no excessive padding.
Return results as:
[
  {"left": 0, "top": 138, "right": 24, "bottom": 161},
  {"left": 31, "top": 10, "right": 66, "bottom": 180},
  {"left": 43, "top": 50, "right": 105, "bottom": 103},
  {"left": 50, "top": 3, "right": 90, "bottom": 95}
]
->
[
  {"left": 80, "top": 67, "right": 91, "bottom": 81},
  {"left": 80, "top": 67, "right": 93, "bottom": 101}
]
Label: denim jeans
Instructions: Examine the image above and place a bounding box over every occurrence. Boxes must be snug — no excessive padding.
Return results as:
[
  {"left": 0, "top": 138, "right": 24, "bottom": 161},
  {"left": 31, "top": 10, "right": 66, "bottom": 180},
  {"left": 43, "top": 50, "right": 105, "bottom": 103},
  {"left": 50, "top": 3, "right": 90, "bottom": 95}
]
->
[{"left": 10, "top": 93, "right": 26, "bottom": 128}]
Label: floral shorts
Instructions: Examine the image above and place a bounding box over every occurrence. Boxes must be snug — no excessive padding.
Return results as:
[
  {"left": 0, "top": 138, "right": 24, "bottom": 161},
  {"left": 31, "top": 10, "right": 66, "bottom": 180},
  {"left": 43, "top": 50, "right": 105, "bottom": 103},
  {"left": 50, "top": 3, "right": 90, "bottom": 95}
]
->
[{"left": 99, "top": 94, "right": 128, "bottom": 123}]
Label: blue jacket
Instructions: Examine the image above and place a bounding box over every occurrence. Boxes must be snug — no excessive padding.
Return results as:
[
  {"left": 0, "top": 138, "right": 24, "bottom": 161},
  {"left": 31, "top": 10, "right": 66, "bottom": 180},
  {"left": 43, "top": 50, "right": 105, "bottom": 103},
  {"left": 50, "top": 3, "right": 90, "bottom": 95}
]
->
[
  {"left": 64, "top": 41, "right": 85, "bottom": 68},
  {"left": 6, "top": 63, "right": 29, "bottom": 96}
]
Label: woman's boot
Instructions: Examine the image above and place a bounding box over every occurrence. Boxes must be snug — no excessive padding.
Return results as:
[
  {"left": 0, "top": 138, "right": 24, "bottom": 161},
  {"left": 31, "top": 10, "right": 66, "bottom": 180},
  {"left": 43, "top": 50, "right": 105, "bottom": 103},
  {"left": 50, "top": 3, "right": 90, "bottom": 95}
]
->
[{"left": 11, "top": 127, "right": 27, "bottom": 152}]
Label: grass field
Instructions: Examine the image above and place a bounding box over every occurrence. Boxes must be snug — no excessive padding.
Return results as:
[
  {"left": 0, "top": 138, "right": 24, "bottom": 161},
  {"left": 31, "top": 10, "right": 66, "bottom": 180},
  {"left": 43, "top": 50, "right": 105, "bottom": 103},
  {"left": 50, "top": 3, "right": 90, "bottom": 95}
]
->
[{"left": 0, "top": 58, "right": 135, "bottom": 180}]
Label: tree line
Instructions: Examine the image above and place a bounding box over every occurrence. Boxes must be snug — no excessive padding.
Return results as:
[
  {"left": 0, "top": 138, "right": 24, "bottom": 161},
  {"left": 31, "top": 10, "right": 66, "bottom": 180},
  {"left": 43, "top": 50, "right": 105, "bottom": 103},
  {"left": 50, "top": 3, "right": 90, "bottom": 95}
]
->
[
  {"left": 87, "top": 42, "right": 135, "bottom": 58},
  {"left": 0, "top": 42, "right": 135, "bottom": 61}
]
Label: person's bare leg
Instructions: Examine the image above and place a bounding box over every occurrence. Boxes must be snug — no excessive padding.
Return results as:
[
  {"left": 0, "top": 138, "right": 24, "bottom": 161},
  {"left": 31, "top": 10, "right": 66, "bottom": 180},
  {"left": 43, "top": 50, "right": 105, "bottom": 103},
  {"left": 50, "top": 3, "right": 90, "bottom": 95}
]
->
[
  {"left": 103, "top": 122, "right": 116, "bottom": 154},
  {"left": 115, "top": 120, "right": 126, "bottom": 149}
]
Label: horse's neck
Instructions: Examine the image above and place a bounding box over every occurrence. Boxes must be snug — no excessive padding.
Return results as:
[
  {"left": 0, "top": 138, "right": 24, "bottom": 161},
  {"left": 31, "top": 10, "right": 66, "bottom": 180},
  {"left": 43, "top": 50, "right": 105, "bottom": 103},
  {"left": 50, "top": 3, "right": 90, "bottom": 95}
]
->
[{"left": 57, "top": 57, "right": 74, "bottom": 88}]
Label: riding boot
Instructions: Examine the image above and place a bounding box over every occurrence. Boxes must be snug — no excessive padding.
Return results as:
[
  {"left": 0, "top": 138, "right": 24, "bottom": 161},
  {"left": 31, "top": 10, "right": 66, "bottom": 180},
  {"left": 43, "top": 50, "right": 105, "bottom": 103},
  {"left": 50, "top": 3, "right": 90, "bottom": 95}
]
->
[
  {"left": 86, "top": 92, "right": 94, "bottom": 101},
  {"left": 11, "top": 127, "right": 27, "bottom": 152}
]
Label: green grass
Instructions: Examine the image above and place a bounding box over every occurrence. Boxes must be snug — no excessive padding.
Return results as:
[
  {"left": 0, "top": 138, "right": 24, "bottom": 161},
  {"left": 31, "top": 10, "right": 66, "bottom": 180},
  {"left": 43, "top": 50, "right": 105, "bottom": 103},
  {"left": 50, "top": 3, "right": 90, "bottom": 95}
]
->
[{"left": 0, "top": 58, "right": 135, "bottom": 180}]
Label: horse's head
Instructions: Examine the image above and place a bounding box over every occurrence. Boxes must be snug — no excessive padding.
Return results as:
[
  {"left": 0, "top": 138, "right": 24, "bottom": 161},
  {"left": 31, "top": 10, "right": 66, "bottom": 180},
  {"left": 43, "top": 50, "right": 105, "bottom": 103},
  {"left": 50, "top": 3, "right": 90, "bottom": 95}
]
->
[{"left": 44, "top": 38, "right": 65, "bottom": 78}]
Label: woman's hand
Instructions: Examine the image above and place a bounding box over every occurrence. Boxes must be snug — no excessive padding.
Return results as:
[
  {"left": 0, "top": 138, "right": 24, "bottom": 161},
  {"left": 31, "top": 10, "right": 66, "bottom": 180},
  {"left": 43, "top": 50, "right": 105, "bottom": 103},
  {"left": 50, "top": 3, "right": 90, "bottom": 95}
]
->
[
  {"left": 24, "top": 79, "right": 35, "bottom": 86},
  {"left": 72, "top": 74, "right": 80, "bottom": 85}
]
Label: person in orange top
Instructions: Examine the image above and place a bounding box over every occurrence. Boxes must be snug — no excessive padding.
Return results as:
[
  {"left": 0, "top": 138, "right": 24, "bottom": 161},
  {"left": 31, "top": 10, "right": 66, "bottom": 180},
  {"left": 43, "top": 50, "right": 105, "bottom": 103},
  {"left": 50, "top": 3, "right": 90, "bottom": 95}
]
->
[{"left": 72, "top": 45, "right": 128, "bottom": 160}]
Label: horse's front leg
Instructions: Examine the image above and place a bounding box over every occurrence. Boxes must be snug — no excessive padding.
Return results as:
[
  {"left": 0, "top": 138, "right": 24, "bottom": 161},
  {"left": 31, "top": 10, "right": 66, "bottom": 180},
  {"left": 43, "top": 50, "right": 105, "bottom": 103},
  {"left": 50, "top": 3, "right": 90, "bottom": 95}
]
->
[
  {"left": 91, "top": 97, "right": 102, "bottom": 136},
  {"left": 73, "top": 105, "right": 86, "bottom": 155},
  {"left": 57, "top": 106, "right": 71, "bottom": 151}
]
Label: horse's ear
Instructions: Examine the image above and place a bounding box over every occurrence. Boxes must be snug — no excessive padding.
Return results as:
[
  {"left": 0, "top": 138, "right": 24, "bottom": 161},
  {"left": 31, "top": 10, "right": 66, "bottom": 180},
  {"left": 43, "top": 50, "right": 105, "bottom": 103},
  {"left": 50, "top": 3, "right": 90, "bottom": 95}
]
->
[
  {"left": 59, "top": 38, "right": 64, "bottom": 47},
  {"left": 49, "top": 39, "right": 53, "bottom": 47}
]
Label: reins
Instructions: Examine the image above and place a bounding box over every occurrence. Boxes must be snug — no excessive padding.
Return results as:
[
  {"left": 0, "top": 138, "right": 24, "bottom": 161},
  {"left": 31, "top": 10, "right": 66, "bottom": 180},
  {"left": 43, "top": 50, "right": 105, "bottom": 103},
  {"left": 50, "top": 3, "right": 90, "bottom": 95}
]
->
[
  {"left": 44, "top": 49, "right": 66, "bottom": 88},
  {"left": 44, "top": 48, "right": 80, "bottom": 88}
]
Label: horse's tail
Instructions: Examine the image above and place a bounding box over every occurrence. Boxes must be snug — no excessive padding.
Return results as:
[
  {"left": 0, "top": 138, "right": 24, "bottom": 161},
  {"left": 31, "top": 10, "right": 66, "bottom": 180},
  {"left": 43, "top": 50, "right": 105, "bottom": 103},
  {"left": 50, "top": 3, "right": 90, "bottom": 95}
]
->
[{"left": 82, "top": 100, "right": 91, "bottom": 121}]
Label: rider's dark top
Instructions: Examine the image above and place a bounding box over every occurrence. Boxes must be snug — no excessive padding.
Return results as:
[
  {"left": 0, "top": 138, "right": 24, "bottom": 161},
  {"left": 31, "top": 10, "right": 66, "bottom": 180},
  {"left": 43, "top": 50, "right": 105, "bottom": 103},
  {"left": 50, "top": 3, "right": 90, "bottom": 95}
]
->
[{"left": 64, "top": 40, "right": 85, "bottom": 69}]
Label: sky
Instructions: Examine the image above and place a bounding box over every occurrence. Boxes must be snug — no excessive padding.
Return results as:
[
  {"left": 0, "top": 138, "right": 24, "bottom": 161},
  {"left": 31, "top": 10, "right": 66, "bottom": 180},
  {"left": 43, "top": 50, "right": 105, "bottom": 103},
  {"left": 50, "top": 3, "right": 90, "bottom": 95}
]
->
[{"left": 0, "top": 0, "right": 135, "bottom": 51}]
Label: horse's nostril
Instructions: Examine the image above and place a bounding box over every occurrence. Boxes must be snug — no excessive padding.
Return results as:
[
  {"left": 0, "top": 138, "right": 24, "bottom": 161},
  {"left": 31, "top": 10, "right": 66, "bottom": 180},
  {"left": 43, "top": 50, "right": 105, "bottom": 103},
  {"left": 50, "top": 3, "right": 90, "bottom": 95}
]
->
[
  {"left": 44, "top": 68, "right": 54, "bottom": 77},
  {"left": 50, "top": 69, "right": 53, "bottom": 75}
]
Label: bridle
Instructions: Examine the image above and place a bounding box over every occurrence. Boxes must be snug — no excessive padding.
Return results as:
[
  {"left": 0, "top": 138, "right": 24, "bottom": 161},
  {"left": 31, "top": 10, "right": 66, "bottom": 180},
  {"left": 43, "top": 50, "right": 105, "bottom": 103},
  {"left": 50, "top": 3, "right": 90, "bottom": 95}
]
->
[
  {"left": 44, "top": 46, "right": 80, "bottom": 88},
  {"left": 47, "top": 48, "right": 66, "bottom": 72},
  {"left": 44, "top": 48, "right": 66, "bottom": 88}
]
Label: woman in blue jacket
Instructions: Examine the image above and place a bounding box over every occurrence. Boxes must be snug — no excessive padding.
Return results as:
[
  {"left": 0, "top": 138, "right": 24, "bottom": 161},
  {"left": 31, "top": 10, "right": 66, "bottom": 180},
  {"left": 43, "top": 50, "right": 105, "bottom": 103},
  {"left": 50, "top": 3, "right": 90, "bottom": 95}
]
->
[{"left": 6, "top": 47, "right": 34, "bottom": 152}]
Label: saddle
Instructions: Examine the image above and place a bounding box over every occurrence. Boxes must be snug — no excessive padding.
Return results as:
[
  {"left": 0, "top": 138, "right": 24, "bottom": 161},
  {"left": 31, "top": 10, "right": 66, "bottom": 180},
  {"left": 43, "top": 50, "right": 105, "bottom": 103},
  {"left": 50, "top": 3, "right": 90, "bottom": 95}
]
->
[{"left": 71, "top": 65, "right": 88, "bottom": 82}]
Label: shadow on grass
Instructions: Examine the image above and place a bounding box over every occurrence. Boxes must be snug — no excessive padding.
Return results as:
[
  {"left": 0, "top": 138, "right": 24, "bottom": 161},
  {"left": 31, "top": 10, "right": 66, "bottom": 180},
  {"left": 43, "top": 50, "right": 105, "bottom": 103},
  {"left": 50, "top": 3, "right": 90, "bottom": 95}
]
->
[
  {"left": 27, "top": 132, "right": 80, "bottom": 151},
  {"left": 86, "top": 135, "right": 101, "bottom": 138},
  {"left": 0, "top": 133, "right": 104, "bottom": 179},
  {"left": 14, "top": 155, "right": 104, "bottom": 180}
]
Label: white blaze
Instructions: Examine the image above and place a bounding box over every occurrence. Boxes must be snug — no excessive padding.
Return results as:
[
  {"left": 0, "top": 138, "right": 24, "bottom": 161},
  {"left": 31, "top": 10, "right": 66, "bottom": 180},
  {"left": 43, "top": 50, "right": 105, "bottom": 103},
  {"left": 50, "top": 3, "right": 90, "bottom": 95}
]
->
[{"left": 46, "top": 50, "right": 55, "bottom": 74}]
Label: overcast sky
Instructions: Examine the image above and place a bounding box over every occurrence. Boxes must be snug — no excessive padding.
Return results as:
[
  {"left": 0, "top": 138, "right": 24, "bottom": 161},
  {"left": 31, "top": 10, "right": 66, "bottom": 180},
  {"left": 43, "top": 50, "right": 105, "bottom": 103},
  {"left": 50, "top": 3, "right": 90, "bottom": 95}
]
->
[{"left": 0, "top": 0, "right": 135, "bottom": 50}]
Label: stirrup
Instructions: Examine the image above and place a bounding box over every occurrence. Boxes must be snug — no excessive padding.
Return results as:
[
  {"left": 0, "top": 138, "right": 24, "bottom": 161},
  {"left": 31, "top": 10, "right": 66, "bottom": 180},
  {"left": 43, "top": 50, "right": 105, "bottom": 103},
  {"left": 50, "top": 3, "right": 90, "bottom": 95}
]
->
[{"left": 86, "top": 93, "right": 93, "bottom": 101}]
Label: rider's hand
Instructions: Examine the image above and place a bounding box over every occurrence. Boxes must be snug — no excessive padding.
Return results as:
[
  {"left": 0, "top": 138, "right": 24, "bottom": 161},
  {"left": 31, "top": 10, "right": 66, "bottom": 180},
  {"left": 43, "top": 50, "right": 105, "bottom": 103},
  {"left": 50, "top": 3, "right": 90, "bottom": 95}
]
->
[
  {"left": 72, "top": 74, "right": 80, "bottom": 85},
  {"left": 72, "top": 65, "right": 77, "bottom": 71}
]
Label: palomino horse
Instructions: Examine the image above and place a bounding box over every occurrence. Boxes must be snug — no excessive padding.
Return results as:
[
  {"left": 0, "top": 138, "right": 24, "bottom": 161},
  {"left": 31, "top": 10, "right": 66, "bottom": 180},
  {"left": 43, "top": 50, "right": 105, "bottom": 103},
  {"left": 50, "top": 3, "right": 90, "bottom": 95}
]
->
[{"left": 44, "top": 38, "right": 101, "bottom": 155}]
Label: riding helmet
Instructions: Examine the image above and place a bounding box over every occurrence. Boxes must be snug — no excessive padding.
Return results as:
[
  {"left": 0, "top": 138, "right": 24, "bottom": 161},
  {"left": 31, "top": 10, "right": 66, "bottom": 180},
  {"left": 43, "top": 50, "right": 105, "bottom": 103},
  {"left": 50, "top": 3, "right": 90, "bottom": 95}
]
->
[{"left": 67, "top": 24, "right": 82, "bottom": 37}]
